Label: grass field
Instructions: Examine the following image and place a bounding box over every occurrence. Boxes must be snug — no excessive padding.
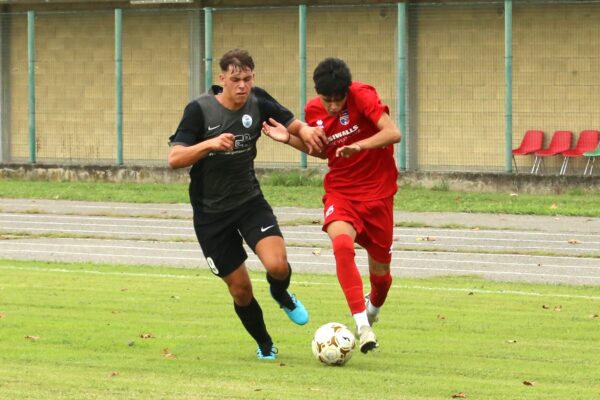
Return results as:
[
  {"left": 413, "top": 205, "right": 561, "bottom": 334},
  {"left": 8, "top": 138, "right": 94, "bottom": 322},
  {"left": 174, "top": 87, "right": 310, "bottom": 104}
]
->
[{"left": 1, "top": 259, "right": 599, "bottom": 400}]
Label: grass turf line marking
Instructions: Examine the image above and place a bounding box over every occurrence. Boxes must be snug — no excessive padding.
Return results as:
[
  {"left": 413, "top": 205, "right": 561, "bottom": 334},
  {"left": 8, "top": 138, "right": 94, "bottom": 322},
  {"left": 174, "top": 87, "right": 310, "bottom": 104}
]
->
[{"left": 2, "top": 264, "right": 600, "bottom": 301}]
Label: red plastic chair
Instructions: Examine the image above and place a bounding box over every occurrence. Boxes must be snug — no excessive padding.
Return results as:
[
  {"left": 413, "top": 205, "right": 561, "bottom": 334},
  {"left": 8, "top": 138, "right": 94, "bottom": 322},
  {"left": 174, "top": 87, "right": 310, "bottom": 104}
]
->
[
  {"left": 512, "top": 130, "right": 544, "bottom": 173},
  {"left": 560, "top": 130, "right": 599, "bottom": 175},
  {"left": 532, "top": 130, "right": 573, "bottom": 174}
]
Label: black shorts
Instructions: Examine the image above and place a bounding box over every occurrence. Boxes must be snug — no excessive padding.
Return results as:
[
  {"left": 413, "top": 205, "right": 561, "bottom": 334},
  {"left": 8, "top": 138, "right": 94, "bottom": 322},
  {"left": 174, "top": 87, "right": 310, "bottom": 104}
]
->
[{"left": 193, "top": 194, "right": 283, "bottom": 277}]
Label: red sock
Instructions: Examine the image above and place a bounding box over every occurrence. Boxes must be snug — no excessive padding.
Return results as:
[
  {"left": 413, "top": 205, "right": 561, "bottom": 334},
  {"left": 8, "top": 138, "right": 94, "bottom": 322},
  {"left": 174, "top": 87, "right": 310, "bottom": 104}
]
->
[
  {"left": 369, "top": 271, "right": 392, "bottom": 307},
  {"left": 332, "top": 234, "right": 365, "bottom": 314}
]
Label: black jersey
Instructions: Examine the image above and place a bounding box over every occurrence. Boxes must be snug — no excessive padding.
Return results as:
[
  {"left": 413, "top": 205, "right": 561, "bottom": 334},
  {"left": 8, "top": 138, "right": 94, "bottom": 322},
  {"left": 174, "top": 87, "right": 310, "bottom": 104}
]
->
[{"left": 170, "top": 86, "right": 295, "bottom": 213}]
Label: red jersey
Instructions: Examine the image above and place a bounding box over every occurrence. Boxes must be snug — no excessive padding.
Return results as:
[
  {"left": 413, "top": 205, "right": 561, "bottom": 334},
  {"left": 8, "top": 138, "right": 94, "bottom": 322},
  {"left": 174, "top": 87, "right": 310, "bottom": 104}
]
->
[{"left": 304, "top": 82, "right": 398, "bottom": 201}]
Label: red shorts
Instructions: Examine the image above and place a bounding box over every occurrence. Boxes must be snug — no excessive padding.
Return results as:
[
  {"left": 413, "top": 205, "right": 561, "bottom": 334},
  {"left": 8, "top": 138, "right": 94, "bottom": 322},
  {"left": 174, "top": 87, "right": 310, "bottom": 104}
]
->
[{"left": 322, "top": 194, "right": 394, "bottom": 264}]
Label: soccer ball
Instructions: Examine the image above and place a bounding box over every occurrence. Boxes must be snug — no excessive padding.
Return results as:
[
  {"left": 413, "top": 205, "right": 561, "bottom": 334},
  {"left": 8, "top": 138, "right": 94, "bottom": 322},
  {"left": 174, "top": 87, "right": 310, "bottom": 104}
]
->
[{"left": 311, "top": 322, "right": 356, "bottom": 366}]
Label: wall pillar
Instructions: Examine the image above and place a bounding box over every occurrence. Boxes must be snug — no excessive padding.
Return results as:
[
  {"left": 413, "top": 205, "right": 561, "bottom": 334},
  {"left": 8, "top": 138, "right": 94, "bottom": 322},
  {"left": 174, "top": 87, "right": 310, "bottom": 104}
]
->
[{"left": 0, "top": 13, "right": 10, "bottom": 163}]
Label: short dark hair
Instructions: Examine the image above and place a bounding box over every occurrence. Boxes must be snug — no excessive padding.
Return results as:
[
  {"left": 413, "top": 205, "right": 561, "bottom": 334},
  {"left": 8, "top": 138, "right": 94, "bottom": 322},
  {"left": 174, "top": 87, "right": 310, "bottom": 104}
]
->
[
  {"left": 312, "top": 58, "right": 352, "bottom": 98},
  {"left": 219, "top": 48, "right": 255, "bottom": 72}
]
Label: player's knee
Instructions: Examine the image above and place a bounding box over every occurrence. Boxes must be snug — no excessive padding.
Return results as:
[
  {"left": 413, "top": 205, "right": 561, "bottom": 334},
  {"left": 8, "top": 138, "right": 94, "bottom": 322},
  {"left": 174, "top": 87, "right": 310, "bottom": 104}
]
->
[
  {"left": 332, "top": 234, "right": 355, "bottom": 256},
  {"left": 264, "top": 258, "right": 289, "bottom": 280},
  {"left": 228, "top": 282, "right": 253, "bottom": 304}
]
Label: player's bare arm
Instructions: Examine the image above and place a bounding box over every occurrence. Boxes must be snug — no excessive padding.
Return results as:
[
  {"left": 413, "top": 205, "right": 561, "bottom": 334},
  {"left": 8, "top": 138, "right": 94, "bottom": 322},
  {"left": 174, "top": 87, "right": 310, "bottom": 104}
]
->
[
  {"left": 168, "top": 133, "right": 235, "bottom": 169},
  {"left": 262, "top": 119, "right": 326, "bottom": 159},
  {"left": 286, "top": 119, "right": 327, "bottom": 154},
  {"left": 335, "top": 113, "right": 401, "bottom": 158}
]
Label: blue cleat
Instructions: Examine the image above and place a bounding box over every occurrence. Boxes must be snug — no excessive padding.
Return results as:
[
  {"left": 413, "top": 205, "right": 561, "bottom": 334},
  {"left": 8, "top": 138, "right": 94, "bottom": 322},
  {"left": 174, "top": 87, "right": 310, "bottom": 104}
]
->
[
  {"left": 272, "top": 290, "right": 309, "bottom": 325},
  {"left": 256, "top": 344, "right": 278, "bottom": 360}
]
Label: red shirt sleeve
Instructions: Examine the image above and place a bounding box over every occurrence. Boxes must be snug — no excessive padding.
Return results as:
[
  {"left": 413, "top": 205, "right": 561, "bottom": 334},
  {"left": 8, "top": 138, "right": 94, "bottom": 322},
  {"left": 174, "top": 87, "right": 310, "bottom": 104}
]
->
[{"left": 351, "top": 82, "right": 389, "bottom": 128}]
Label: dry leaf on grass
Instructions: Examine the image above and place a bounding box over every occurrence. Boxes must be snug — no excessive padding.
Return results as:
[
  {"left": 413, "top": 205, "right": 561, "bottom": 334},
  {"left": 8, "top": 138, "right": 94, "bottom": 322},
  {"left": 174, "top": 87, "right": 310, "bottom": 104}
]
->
[
  {"left": 589, "top": 313, "right": 599, "bottom": 319},
  {"left": 542, "top": 304, "right": 550, "bottom": 309},
  {"left": 0, "top": 312, "right": 6, "bottom": 319},
  {"left": 162, "top": 348, "right": 176, "bottom": 359},
  {"left": 523, "top": 380, "right": 536, "bottom": 386},
  {"left": 24, "top": 335, "right": 39, "bottom": 341},
  {"left": 550, "top": 203, "right": 558, "bottom": 209},
  {"left": 452, "top": 392, "right": 467, "bottom": 398},
  {"left": 554, "top": 305, "right": 562, "bottom": 312},
  {"left": 110, "top": 372, "right": 119, "bottom": 377},
  {"left": 140, "top": 333, "right": 155, "bottom": 339}
]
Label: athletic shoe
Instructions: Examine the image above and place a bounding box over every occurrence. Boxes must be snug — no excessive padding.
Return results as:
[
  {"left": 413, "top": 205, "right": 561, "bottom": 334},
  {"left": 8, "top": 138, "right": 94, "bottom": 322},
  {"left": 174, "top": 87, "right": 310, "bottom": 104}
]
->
[
  {"left": 256, "top": 344, "right": 278, "bottom": 360},
  {"left": 358, "top": 325, "right": 379, "bottom": 353},
  {"left": 271, "top": 290, "right": 309, "bottom": 325},
  {"left": 364, "top": 293, "right": 379, "bottom": 326}
]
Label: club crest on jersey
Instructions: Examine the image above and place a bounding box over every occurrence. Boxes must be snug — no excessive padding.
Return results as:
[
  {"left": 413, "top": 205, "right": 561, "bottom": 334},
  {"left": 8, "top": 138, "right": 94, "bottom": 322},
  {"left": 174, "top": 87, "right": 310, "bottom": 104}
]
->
[
  {"left": 339, "top": 111, "right": 350, "bottom": 126},
  {"left": 242, "top": 114, "right": 253, "bottom": 128}
]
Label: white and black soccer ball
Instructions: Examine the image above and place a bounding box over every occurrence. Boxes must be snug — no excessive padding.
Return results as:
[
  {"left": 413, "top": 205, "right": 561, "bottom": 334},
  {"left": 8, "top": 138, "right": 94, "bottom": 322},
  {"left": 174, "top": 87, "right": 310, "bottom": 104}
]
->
[{"left": 311, "top": 322, "right": 356, "bottom": 366}]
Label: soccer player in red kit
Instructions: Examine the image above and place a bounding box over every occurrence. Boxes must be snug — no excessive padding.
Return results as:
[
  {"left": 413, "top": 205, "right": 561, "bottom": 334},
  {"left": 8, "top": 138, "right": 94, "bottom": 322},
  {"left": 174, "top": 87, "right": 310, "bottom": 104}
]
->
[{"left": 262, "top": 57, "right": 401, "bottom": 353}]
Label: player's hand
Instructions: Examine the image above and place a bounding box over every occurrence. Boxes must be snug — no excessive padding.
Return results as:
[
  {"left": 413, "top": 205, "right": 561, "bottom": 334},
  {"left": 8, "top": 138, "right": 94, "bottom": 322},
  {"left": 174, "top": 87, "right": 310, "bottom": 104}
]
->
[
  {"left": 335, "top": 143, "right": 362, "bottom": 158},
  {"left": 261, "top": 119, "right": 290, "bottom": 143},
  {"left": 299, "top": 125, "right": 327, "bottom": 154},
  {"left": 209, "top": 133, "right": 235, "bottom": 151}
]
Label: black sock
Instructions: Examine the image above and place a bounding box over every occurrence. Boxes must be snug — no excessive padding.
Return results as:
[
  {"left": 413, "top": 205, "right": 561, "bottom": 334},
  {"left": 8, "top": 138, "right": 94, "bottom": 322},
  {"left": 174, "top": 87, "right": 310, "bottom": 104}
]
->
[
  {"left": 234, "top": 297, "right": 272, "bottom": 350},
  {"left": 267, "top": 264, "right": 294, "bottom": 309}
]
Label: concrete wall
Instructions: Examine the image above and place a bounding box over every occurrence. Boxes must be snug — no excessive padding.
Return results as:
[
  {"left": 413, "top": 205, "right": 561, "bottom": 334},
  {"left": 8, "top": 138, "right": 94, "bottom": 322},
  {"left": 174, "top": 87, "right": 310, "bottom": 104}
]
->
[
  {"left": 2, "top": 2, "right": 600, "bottom": 174},
  {"left": 410, "top": 5, "right": 504, "bottom": 171},
  {"left": 513, "top": 4, "right": 600, "bottom": 173},
  {"left": 0, "top": 13, "right": 9, "bottom": 163}
]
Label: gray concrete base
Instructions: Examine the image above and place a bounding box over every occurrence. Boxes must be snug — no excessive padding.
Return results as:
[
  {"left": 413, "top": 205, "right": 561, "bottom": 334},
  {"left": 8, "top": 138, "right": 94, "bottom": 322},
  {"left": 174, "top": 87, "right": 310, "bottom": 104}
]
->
[{"left": 1, "top": 163, "right": 600, "bottom": 194}]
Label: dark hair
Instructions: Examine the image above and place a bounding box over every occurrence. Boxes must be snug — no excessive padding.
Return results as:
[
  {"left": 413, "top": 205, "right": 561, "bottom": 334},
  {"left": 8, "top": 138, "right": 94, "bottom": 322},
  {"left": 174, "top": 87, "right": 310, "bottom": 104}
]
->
[
  {"left": 312, "top": 57, "right": 352, "bottom": 98},
  {"left": 219, "top": 48, "right": 255, "bottom": 72}
]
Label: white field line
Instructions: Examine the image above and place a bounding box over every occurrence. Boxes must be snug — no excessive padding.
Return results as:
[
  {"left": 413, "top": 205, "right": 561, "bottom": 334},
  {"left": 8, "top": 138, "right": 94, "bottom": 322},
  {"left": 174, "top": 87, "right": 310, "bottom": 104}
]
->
[
  {"left": 0, "top": 213, "right": 188, "bottom": 224},
  {"left": 0, "top": 204, "right": 321, "bottom": 217},
  {"left": 3, "top": 225, "right": 599, "bottom": 252},
  {"left": 0, "top": 219, "right": 191, "bottom": 231},
  {"left": 393, "top": 242, "right": 600, "bottom": 253},
  {"left": 2, "top": 250, "right": 600, "bottom": 281},
  {"left": 0, "top": 227, "right": 196, "bottom": 237},
  {"left": 1, "top": 264, "right": 599, "bottom": 301},
  {"left": 391, "top": 266, "right": 600, "bottom": 280},
  {"left": 0, "top": 239, "right": 600, "bottom": 269},
  {"left": 391, "top": 226, "right": 600, "bottom": 240},
  {"left": 4, "top": 213, "right": 600, "bottom": 240},
  {"left": 0, "top": 203, "right": 191, "bottom": 212},
  {"left": 1, "top": 241, "right": 599, "bottom": 271}
]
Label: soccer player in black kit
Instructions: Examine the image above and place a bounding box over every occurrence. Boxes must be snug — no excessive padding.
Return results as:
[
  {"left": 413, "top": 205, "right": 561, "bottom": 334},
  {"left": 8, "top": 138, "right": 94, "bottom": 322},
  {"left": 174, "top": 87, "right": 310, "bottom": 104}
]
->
[{"left": 168, "top": 49, "right": 320, "bottom": 360}]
